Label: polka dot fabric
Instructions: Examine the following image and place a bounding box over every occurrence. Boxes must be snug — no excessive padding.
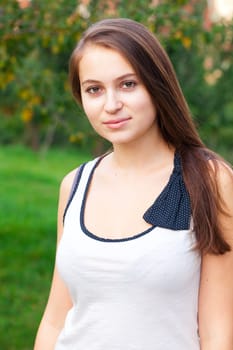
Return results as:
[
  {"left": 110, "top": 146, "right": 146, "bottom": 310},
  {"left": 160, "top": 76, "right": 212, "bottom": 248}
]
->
[{"left": 143, "top": 153, "right": 191, "bottom": 230}]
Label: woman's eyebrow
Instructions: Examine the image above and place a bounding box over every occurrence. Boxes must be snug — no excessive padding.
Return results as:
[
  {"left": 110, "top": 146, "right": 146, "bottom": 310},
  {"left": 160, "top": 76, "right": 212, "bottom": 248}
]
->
[
  {"left": 81, "top": 73, "right": 137, "bottom": 86},
  {"left": 81, "top": 79, "right": 100, "bottom": 86}
]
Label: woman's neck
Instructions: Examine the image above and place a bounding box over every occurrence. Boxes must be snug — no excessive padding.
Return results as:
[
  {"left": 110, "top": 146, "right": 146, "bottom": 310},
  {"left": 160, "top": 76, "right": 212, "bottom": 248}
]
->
[{"left": 109, "top": 137, "right": 175, "bottom": 173}]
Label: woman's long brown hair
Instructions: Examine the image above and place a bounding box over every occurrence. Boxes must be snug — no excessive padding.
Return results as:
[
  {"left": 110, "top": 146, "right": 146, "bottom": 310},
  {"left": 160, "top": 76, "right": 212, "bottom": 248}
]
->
[{"left": 69, "top": 18, "right": 231, "bottom": 255}]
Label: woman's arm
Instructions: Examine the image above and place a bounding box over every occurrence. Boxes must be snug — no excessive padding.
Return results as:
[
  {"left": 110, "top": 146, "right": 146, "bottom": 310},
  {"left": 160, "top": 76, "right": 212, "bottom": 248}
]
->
[
  {"left": 198, "top": 163, "right": 233, "bottom": 349},
  {"left": 34, "top": 170, "right": 77, "bottom": 350}
]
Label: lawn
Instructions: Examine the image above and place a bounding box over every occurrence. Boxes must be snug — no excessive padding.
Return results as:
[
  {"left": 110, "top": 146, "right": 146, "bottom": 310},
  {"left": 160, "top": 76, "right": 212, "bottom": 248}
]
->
[{"left": 0, "top": 145, "right": 90, "bottom": 350}]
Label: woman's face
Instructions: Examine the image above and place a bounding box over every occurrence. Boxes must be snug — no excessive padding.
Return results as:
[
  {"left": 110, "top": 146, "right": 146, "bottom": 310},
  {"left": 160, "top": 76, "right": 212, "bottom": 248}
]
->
[{"left": 78, "top": 44, "right": 158, "bottom": 146}]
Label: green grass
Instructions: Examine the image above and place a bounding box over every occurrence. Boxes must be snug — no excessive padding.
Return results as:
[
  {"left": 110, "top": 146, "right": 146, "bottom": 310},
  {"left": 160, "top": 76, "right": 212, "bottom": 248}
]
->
[{"left": 0, "top": 145, "right": 91, "bottom": 350}]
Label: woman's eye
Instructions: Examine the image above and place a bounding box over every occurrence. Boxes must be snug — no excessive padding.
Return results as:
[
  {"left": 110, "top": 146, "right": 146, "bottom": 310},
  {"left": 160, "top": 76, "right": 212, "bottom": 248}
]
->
[
  {"left": 122, "top": 81, "right": 136, "bottom": 89},
  {"left": 86, "top": 86, "right": 101, "bottom": 94}
]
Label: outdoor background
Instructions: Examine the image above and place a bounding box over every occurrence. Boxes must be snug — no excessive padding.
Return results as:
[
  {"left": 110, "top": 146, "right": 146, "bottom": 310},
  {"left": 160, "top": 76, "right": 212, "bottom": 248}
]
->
[{"left": 1, "top": 0, "right": 232, "bottom": 348}]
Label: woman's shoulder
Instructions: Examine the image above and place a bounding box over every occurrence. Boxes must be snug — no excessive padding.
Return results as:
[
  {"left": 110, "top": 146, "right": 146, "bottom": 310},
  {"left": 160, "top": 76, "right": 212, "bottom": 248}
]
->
[
  {"left": 207, "top": 155, "right": 233, "bottom": 185},
  {"left": 210, "top": 157, "right": 233, "bottom": 238},
  {"left": 59, "top": 156, "right": 99, "bottom": 196},
  {"left": 214, "top": 159, "right": 233, "bottom": 206},
  {"left": 60, "top": 168, "right": 80, "bottom": 194},
  {"left": 199, "top": 148, "right": 232, "bottom": 180}
]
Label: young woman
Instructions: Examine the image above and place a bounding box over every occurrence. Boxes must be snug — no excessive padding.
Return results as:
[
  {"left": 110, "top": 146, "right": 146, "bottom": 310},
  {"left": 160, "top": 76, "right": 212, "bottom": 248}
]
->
[{"left": 34, "top": 18, "right": 233, "bottom": 349}]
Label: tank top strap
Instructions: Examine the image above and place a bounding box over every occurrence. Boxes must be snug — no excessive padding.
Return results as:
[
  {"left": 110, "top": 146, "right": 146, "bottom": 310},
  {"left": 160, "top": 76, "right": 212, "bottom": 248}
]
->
[{"left": 63, "top": 157, "right": 101, "bottom": 224}]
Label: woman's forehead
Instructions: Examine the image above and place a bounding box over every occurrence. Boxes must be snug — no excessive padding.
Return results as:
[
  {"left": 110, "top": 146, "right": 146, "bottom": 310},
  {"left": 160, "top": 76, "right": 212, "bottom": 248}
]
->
[{"left": 79, "top": 44, "right": 136, "bottom": 82}]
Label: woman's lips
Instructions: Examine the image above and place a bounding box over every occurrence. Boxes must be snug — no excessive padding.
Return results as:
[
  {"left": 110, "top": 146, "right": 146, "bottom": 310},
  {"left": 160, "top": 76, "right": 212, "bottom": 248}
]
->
[{"left": 103, "top": 117, "right": 131, "bottom": 129}]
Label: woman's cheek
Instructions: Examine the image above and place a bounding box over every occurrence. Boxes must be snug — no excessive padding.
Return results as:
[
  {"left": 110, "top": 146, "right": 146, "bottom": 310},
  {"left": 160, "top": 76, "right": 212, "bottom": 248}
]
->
[{"left": 83, "top": 98, "right": 102, "bottom": 122}]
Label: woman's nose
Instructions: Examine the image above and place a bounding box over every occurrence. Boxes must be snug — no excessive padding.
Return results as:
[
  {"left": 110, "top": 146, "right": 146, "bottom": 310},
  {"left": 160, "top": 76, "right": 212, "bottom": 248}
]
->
[{"left": 104, "top": 91, "right": 123, "bottom": 114}]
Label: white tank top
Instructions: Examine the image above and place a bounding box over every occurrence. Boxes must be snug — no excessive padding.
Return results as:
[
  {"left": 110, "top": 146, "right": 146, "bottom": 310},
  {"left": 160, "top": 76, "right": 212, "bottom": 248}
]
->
[{"left": 55, "top": 156, "right": 201, "bottom": 350}]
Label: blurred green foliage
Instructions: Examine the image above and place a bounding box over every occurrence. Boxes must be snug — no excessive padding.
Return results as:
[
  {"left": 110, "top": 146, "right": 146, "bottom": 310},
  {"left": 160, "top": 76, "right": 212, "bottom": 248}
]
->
[{"left": 0, "top": 0, "right": 232, "bottom": 158}]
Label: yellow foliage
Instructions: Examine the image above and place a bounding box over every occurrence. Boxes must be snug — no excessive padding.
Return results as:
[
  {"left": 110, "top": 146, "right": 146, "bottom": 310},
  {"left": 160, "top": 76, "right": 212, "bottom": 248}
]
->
[
  {"left": 69, "top": 132, "right": 85, "bottom": 144},
  {"left": 6, "top": 73, "right": 15, "bottom": 83},
  {"left": 52, "top": 45, "right": 60, "bottom": 54},
  {"left": 19, "top": 89, "right": 31, "bottom": 100},
  {"left": 174, "top": 30, "right": 182, "bottom": 39},
  {"left": 64, "top": 80, "right": 70, "bottom": 91},
  {"left": 21, "top": 109, "right": 33, "bottom": 123},
  {"left": 58, "top": 33, "right": 64, "bottom": 45},
  {"left": 30, "top": 96, "right": 41, "bottom": 106},
  {"left": 10, "top": 56, "right": 17, "bottom": 64},
  {"left": 181, "top": 36, "right": 192, "bottom": 49},
  {"left": 0, "top": 72, "right": 15, "bottom": 89},
  {"left": 43, "top": 69, "right": 52, "bottom": 77},
  {"left": 42, "top": 36, "right": 50, "bottom": 48},
  {"left": 174, "top": 32, "right": 191, "bottom": 49}
]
